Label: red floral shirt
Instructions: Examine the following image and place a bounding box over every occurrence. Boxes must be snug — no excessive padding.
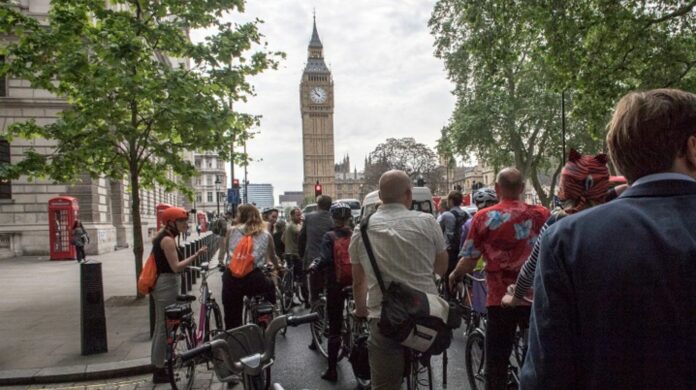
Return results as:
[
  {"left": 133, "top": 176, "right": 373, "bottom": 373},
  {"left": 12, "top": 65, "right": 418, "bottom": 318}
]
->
[{"left": 460, "top": 200, "right": 550, "bottom": 307}]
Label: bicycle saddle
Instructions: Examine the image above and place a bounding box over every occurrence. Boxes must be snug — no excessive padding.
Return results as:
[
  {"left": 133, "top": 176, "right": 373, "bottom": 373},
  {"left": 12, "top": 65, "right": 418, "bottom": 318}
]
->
[
  {"left": 176, "top": 295, "right": 196, "bottom": 302},
  {"left": 342, "top": 286, "right": 353, "bottom": 295}
]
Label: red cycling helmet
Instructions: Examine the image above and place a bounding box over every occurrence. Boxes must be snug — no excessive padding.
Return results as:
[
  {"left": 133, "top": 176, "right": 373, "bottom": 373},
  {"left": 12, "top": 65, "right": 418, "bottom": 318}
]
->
[{"left": 161, "top": 207, "right": 189, "bottom": 224}]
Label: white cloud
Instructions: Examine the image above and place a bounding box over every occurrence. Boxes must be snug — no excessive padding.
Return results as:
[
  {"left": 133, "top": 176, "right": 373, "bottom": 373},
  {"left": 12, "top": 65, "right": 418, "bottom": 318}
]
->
[{"left": 190, "top": 0, "right": 455, "bottom": 201}]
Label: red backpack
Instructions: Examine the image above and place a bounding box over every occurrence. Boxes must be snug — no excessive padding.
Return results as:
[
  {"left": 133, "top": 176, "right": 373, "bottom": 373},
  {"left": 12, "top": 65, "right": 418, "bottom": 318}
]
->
[{"left": 331, "top": 232, "right": 352, "bottom": 286}]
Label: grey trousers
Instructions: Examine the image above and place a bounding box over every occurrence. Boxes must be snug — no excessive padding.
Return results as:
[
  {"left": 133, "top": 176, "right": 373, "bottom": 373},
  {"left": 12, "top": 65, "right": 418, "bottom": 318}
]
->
[
  {"left": 151, "top": 273, "right": 179, "bottom": 368},
  {"left": 368, "top": 319, "right": 404, "bottom": 390}
]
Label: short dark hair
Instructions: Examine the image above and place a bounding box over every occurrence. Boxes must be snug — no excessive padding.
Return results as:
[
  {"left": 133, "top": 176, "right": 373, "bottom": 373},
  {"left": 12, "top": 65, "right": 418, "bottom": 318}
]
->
[
  {"left": 317, "top": 195, "right": 332, "bottom": 210},
  {"left": 447, "top": 190, "right": 463, "bottom": 207},
  {"left": 290, "top": 207, "right": 301, "bottom": 217},
  {"left": 607, "top": 88, "right": 696, "bottom": 183}
]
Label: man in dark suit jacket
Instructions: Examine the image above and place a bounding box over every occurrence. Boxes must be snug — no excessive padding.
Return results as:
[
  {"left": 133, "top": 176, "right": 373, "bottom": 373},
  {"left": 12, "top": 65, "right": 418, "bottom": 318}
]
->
[
  {"left": 299, "top": 195, "right": 334, "bottom": 302},
  {"left": 521, "top": 89, "right": 696, "bottom": 390}
]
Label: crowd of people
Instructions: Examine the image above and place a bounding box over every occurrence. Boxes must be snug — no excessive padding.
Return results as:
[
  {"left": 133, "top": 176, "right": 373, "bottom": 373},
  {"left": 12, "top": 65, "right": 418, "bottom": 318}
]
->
[{"left": 146, "top": 88, "right": 696, "bottom": 388}]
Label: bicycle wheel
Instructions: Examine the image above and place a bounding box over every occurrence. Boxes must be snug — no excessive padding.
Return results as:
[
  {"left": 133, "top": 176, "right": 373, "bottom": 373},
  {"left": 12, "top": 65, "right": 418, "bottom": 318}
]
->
[
  {"left": 243, "top": 298, "right": 254, "bottom": 325},
  {"left": 407, "top": 354, "right": 432, "bottom": 390},
  {"left": 465, "top": 330, "right": 486, "bottom": 390},
  {"left": 280, "top": 269, "right": 294, "bottom": 313},
  {"left": 310, "top": 298, "right": 329, "bottom": 358},
  {"left": 204, "top": 300, "right": 224, "bottom": 341},
  {"left": 167, "top": 323, "right": 196, "bottom": 390}
]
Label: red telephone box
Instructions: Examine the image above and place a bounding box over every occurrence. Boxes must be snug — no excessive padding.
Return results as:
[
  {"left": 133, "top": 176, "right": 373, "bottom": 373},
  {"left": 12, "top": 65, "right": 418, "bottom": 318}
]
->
[
  {"left": 197, "top": 212, "right": 208, "bottom": 233},
  {"left": 156, "top": 203, "right": 173, "bottom": 231},
  {"left": 48, "top": 196, "right": 79, "bottom": 260}
]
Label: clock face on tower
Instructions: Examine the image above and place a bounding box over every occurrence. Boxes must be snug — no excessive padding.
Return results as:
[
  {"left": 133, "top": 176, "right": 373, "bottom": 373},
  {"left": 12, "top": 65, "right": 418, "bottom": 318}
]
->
[{"left": 310, "top": 87, "right": 327, "bottom": 104}]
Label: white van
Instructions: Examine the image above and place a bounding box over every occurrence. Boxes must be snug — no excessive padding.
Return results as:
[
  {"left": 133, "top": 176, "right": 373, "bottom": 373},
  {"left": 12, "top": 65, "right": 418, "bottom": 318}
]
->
[{"left": 359, "top": 187, "right": 435, "bottom": 221}]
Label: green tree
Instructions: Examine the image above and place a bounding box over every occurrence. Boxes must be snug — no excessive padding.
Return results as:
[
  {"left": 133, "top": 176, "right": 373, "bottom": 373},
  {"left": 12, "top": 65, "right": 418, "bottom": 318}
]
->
[
  {"left": 430, "top": 1, "right": 696, "bottom": 205},
  {"left": 430, "top": 1, "right": 573, "bottom": 205},
  {"left": 363, "top": 138, "right": 445, "bottom": 193},
  {"left": 531, "top": 0, "right": 696, "bottom": 138},
  {"left": 0, "top": 0, "right": 282, "bottom": 295}
]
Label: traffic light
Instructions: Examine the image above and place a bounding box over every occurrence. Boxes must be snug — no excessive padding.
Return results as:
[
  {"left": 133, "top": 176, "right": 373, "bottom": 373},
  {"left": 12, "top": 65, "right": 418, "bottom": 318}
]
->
[
  {"left": 314, "top": 181, "right": 322, "bottom": 197},
  {"left": 232, "top": 178, "right": 240, "bottom": 188}
]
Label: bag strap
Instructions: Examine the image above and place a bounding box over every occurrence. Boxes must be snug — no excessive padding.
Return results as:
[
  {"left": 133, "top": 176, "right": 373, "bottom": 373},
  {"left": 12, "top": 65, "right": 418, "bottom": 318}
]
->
[{"left": 360, "top": 213, "right": 387, "bottom": 293}]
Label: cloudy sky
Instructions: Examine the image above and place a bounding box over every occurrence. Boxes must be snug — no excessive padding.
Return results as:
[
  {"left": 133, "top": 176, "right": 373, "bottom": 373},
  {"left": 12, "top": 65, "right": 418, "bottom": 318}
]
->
[{"left": 191, "top": 0, "right": 455, "bottom": 201}]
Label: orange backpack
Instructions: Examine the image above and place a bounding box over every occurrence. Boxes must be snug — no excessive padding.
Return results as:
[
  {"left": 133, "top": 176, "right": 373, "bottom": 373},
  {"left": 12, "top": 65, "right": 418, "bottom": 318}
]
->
[
  {"left": 228, "top": 233, "right": 255, "bottom": 278},
  {"left": 137, "top": 252, "right": 158, "bottom": 295}
]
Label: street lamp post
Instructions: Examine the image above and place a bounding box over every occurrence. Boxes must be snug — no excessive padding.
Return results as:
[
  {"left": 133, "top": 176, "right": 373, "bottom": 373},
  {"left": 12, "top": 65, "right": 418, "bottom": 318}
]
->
[{"left": 215, "top": 176, "right": 221, "bottom": 216}]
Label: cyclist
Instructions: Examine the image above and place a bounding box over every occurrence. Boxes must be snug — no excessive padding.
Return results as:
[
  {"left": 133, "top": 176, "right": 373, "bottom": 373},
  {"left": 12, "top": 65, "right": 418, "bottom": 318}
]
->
[
  {"left": 307, "top": 202, "right": 354, "bottom": 382},
  {"left": 282, "top": 207, "right": 304, "bottom": 297},
  {"left": 221, "top": 204, "right": 281, "bottom": 329},
  {"left": 449, "top": 168, "right": 549, "bottom": 390},
  {"left": 502, "top": 150, "right": 610, "bottom": 307},
  {"left": 463, "top": 188, "right": 499, "bottom": 270},
  {"left": 262, "top": 207, "right": 279, "bottom": 234},
  {"left": 439, "top": 190, "right": 471, "bottom": 296},
  {"left": 151, "top": 207, "right": 208, "bottom": 383}
]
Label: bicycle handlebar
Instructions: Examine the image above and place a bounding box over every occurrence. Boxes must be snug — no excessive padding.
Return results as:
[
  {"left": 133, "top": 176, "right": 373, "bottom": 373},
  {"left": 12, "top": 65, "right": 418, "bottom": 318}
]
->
[
  {"left": 287, "top": 312, "right": 320, "bottom": 327},
  {"left": 178, "top": 313, "right": 319, "bottom": 376}
]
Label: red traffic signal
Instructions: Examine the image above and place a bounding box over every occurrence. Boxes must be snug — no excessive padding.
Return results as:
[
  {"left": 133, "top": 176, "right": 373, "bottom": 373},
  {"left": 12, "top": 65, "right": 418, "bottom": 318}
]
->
[
  {"left": 314, "top": 182, "right": 322, "bottom": 197},
  {"left": 232, "top": 179, "right": 240, "bottom": 188}
]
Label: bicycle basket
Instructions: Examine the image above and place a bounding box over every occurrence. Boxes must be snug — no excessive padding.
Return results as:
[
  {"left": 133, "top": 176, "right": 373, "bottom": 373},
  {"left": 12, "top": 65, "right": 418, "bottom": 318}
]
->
[{"left": 210, "top": 324, "right": 265, "bottom": 380}]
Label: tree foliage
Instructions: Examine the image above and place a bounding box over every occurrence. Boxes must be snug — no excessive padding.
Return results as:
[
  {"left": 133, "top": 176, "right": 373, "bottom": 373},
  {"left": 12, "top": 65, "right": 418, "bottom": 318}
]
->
[
  {"left": 364, "top": 138, "right": 445, "bottom": 193},
  {"left": 0, "top": 0, "right": 283, "bottom": 295},
  {"left": 430, "top": 0, "right": 696, "bottom": 205}
]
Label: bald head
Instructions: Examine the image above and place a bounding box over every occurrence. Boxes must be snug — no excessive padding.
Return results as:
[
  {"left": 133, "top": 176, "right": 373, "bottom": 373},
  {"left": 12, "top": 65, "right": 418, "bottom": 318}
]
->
[
  {"left": 379, "top": 170, "right": 412, "bottom": 206},
  {"left": 495, "top": 168, "right": 525, "bottom": 200}
]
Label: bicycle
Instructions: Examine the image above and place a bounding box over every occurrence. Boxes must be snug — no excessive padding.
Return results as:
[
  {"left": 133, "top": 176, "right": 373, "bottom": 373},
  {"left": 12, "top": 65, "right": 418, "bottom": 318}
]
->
[
  {"left": 405, "top": 349, "right": 433, "bottom": 390},
  {"left": 173, "top": 313, "right": 319, "bottom": 390},
  {"left": 278, "top": 255, "right": 299, "bottom": 314},
  {"left": 165, "top": 261, "right": 224, "bottom": 390},
  {"left": 242, "top": 264, "right": 281, "bottom": 330},
  {"left": 464, "top": 277, "right": 530, "bottom": 390}
]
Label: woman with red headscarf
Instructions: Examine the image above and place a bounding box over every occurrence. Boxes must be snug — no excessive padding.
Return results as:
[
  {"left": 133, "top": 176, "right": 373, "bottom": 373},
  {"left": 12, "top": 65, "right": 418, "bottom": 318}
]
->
[{"left": 502, "top": 149, "right": 611, "bottom": 307}]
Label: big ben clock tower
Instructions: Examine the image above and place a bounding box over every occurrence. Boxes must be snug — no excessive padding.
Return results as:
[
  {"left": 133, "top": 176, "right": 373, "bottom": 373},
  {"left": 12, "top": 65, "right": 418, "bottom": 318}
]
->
[{"left": 300, "top": 16, "right": 336, "bottom": 200}]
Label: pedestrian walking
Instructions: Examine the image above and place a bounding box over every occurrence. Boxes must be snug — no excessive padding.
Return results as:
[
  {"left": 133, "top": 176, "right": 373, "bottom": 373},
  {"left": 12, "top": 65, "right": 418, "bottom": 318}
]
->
[{"left": 71, "top": 219, "right": 89, "bottom": 263}]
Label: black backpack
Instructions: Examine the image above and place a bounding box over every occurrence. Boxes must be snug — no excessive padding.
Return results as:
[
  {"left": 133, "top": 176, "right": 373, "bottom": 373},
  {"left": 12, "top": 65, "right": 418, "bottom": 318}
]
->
[{"left": 448, "top": 209, "right": 469, "bottom": 259}]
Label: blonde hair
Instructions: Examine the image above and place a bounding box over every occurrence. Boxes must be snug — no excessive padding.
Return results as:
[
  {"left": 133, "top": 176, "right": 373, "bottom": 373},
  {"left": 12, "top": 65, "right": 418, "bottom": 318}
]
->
[
  {"left": 236, "top": 204, "right": 265, "bottom": 236},
  {"left": 607, "top": 89, "right": 696, "bottom": 183}
]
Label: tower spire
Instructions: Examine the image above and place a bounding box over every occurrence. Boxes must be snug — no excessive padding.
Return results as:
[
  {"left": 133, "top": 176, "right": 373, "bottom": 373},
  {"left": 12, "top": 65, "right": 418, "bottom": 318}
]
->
[{"left": 309, "top": 11, "right": 322, "bottom": 48}]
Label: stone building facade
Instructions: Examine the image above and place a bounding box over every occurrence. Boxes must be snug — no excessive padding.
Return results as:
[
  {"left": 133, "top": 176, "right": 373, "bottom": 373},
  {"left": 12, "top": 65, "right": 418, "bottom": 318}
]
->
[
  {"left": 0, "top": 0, "right": 194, "bottom": 259},
  {"left": 193, "top": 152, "right": 227, "bottom": 216}
]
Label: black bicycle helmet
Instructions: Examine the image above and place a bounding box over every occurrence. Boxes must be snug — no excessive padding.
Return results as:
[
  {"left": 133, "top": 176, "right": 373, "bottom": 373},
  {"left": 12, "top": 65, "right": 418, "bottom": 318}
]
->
[{"left": 330, "top": 202, "right": 352, "bottom": 220}]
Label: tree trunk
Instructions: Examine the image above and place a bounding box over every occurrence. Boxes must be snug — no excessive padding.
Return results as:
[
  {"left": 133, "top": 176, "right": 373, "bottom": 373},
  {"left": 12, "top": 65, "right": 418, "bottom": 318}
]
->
[{"left": 130, "top": 163, "right": 145, "bottom": 298}]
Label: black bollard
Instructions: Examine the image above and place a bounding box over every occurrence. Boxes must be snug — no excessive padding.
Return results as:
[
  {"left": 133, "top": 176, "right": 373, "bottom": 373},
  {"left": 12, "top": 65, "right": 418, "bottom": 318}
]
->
[
  {"left": 179, "top": 246, "right": 187, "bottom": 295},
  {"left": 80, "top": 261, "right": 108, "bottom": 355},
  {"left": 185, "top": 243, "right": 193, "bottom": 291}
]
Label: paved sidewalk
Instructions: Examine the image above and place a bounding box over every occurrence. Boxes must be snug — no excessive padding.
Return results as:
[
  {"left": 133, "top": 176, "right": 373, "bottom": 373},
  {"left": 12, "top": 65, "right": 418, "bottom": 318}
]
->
[{"left": 0, "top": 233, "right": 222, "bottom": 385}]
